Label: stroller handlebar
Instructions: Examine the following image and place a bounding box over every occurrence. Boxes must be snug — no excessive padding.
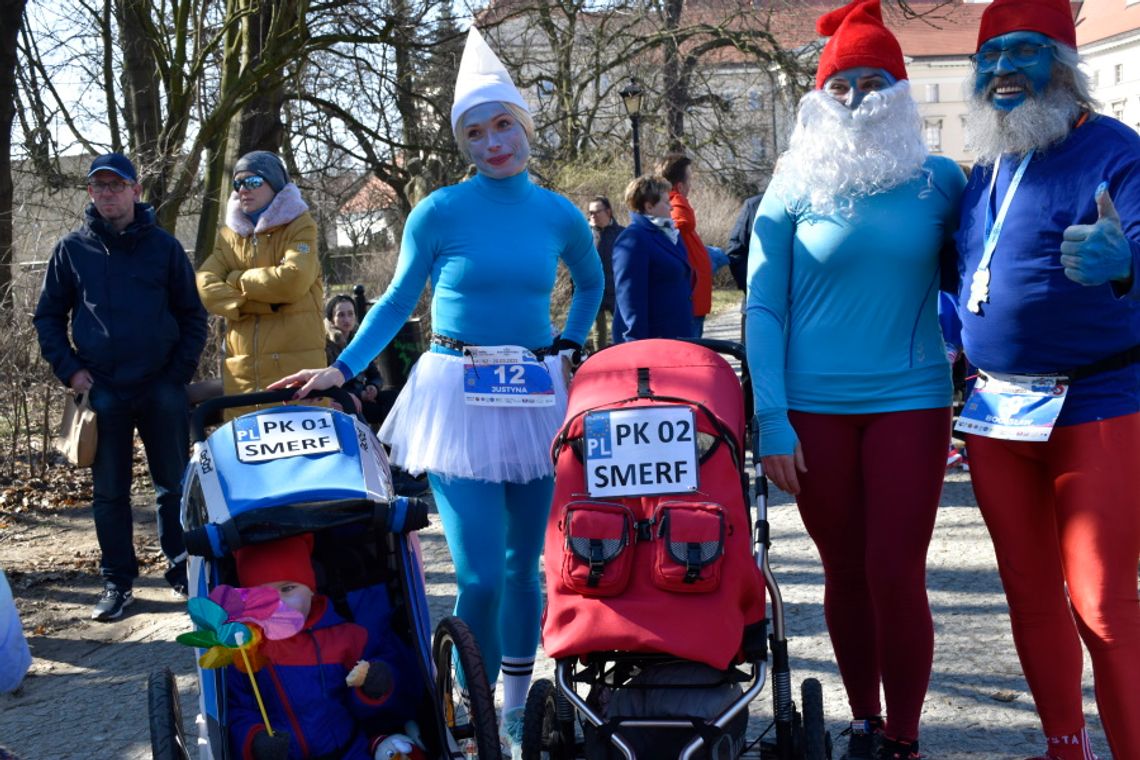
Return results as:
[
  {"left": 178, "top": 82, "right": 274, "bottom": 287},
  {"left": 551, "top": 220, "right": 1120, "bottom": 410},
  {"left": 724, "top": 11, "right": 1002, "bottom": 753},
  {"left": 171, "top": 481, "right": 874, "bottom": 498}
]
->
[{"left": 191, "top": 387, "right": 359, "bottom": 442}]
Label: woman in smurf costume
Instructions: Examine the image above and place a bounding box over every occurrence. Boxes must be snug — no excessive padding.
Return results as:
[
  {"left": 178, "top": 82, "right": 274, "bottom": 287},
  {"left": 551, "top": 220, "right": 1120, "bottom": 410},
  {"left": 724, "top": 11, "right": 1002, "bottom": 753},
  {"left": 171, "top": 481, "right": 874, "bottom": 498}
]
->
[{"left": 271, "top": 27, "right": 603, "bottom": 760}]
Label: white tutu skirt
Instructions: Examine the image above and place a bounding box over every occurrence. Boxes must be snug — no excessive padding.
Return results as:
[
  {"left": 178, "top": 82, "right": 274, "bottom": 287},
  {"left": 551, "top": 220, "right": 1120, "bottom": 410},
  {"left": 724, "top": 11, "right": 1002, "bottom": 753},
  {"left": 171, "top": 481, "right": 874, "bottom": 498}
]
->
[{"left": 379, "top": 351, "right": 569, "bottom": 483}]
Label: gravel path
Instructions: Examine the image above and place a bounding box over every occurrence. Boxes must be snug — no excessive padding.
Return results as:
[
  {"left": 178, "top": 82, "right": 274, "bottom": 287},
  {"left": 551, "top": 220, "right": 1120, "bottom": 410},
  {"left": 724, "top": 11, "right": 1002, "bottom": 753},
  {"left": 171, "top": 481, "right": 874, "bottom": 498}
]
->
[{"left": 0, "top": 308, "right": 1111, "bottom": 759}]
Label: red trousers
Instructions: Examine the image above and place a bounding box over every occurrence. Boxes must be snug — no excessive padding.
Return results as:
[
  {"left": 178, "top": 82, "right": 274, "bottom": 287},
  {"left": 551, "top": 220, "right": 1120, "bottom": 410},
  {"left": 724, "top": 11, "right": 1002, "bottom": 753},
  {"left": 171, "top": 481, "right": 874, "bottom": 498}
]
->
[
  {"left": 789, "top": 407, "right": 949, "bottom": 742},
  {"left": 966, "top": 413, "right": 1140, "bottom": 757}
]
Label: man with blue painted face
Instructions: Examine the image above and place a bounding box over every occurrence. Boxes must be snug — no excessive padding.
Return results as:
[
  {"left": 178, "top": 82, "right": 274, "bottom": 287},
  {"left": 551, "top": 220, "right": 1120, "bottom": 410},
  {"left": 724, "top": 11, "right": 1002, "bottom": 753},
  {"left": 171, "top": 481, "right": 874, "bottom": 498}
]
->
[
  {"left": 745, "top": 2, "right": 965, "bottom": 757},
  {"left": 956, "top": 0, "right": 1140, "bottom": 757}
]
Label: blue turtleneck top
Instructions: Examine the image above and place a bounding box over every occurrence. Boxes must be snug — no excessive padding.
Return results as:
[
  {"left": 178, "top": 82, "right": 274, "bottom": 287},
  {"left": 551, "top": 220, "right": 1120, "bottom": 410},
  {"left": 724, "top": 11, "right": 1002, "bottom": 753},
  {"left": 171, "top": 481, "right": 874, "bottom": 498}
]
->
[{"left": 336, "top": 171, "right": 603, "bottom": 377}]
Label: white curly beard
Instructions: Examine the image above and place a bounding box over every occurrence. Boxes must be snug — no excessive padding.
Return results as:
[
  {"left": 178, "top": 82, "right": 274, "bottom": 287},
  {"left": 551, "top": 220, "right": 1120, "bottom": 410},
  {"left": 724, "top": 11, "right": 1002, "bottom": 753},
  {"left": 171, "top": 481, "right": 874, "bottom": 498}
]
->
[
  {"left": 963, "top": 81, "right": 1081, "bottom": 165},
  {"left": 771, "top": 81, "right": 929, "bottom": 216}
]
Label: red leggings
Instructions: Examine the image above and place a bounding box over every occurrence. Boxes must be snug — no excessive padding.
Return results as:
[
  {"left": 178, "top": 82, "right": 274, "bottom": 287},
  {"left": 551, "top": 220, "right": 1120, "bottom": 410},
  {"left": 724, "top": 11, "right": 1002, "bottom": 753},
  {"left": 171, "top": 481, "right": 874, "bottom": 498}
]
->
[
  {"left": 789, "top": 407, "right": 949, "bottom": 742},
  {"left": 966, "top": 413, "right": 1140, "bottom": 757}
]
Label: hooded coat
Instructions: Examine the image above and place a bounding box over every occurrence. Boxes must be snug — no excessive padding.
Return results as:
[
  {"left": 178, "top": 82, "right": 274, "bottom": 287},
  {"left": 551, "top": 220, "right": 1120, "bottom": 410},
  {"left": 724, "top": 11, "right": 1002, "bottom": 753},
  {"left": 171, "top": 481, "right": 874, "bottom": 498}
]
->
[{"left": 197, "top": 184, "right": 325, "bottom": 394}]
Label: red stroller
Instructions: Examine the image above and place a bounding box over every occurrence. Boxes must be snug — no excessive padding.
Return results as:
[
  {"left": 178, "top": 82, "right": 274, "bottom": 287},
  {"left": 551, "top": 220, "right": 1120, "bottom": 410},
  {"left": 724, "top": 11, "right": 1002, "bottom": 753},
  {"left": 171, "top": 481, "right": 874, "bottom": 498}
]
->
[{"left": 524, "top": 338, "right": 830, "bottom": 759}]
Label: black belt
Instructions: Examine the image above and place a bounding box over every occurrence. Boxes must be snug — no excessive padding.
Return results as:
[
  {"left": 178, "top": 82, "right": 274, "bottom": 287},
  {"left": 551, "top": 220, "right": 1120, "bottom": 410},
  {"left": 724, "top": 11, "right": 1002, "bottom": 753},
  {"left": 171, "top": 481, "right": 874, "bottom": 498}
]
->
[
  {"left": 1066, "top": 343, "right": 1140, "bottom": 382},
  {"left": 431, "top": 333, "right": 556, "bottom": 358}
]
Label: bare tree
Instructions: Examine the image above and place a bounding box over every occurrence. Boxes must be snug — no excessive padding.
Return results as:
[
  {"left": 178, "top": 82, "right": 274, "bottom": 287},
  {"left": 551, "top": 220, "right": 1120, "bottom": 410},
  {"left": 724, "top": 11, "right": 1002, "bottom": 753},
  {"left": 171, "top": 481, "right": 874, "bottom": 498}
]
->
[{"left": 0, "top": 0, "right": 28, "bottom": 308}]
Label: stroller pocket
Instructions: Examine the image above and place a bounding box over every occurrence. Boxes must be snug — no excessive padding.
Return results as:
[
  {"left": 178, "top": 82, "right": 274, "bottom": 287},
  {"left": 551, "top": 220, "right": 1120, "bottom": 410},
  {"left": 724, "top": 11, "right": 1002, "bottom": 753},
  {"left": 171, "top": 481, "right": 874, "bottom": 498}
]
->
[
  {"left": 652, "top": 502, "right": 726, "bottom": 593},
  {"left": 561, "top": 501, "right": 636, "bottom": 597}
]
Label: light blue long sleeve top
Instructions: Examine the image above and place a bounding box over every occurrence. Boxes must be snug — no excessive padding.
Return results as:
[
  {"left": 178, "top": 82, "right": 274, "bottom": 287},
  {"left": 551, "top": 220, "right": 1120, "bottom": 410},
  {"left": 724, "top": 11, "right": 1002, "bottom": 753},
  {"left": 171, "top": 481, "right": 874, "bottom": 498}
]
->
[
  {"left": 337, "top": 171, "right": 604, "bottom": 377},
  {"left": 745, "top": 155, "right": 965, "bottom": 457}
]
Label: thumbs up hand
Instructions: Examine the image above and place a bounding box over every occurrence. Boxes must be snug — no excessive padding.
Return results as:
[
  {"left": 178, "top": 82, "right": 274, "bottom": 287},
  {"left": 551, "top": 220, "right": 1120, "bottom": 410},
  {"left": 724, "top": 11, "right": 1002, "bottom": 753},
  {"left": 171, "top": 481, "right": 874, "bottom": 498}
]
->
[{"left": 1060, "top": 182, "right": 1131, "bottom": 286}]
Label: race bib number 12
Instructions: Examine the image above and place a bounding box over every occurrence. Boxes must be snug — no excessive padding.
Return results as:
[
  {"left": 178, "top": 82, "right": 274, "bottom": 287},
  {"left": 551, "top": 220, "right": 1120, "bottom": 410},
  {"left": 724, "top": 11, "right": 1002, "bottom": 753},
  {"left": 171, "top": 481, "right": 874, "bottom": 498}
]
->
[{"left": 463, "top": 346, "right": 555, "bottom": 407}]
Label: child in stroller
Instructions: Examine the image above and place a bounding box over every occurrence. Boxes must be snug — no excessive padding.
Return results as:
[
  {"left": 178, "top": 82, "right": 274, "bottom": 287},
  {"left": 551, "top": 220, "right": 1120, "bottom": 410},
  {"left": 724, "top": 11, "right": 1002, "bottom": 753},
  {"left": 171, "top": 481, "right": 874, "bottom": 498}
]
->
[{"left": 225, "top": 532, "right": 400, "bottom": 759}]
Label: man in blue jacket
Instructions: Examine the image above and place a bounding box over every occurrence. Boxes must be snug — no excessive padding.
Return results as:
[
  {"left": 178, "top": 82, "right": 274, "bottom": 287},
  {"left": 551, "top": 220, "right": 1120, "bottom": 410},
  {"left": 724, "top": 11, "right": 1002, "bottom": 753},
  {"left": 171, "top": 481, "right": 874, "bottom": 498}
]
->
[{"left": 33, "top": 153, "right": 208, "bottom": 621}]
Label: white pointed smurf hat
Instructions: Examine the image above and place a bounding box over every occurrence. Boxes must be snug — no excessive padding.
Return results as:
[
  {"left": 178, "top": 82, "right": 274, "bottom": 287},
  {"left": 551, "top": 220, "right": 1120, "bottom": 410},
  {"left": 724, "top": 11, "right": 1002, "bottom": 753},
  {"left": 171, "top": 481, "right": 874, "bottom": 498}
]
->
[{"left": 450, "top": 26, "right": 530, "bottom": 135}]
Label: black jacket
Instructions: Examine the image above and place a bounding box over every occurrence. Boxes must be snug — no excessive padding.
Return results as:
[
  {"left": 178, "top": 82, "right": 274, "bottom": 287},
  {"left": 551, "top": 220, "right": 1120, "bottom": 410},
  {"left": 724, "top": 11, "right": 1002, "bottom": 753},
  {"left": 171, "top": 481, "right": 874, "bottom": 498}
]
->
[
  {"left": 725, "top": 194, "right": 762, "bottom": 292},
  {"left": 34, "top": 203, "right": 209, "bottom": 391},
  {"left": 593, "top": 221, "right": 623, "bottom": 312}
]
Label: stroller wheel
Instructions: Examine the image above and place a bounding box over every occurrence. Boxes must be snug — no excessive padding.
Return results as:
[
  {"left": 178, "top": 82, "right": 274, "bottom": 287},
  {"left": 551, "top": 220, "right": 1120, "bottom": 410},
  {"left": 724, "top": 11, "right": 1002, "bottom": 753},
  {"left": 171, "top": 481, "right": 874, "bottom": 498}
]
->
[
  {"left": 147, "top": 668, "right": 191, "bottom": 760},
  {"left": 522, "top": 678, "right": 575, "bottom": 759},
  {"left": 432, "top": 616, "right": 500, "bottom": 760},
  {"left": 800, "top": 678, "right": 831, "bottom": 760}
]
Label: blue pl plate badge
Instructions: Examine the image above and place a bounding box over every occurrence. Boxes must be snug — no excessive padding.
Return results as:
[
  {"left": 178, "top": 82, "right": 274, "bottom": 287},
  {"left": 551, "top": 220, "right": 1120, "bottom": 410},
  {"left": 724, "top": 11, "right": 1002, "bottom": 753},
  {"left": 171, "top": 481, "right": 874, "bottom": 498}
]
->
[
  {"left": 462, "top": 345, "right": 555, "bottom": 407},
  {"left": 954, "top": 371, "right": 1068, "bottom": 442},
  {"left": 233, "top": 410, "right": 341, "bottom": 463},
  {"left": 584, "top": 406, "right": 699, "bottom": 497}
]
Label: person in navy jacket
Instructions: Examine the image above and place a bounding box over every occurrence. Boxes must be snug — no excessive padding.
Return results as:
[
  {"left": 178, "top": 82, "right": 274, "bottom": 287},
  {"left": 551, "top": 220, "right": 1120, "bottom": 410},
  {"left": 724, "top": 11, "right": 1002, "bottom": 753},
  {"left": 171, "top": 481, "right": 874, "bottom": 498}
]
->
[
  {"left": 33, "top": 153, "right": 207, "bottom": 622},
  {"left": 611, "top": 174, "right": 695, "bottom": 343}
]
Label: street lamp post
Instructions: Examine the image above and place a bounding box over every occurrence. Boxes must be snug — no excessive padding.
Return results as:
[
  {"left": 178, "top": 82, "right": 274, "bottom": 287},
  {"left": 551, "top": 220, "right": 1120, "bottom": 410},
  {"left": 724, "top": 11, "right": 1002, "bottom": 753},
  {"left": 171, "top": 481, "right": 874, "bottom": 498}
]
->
[{"left": 619, "top": 78, "right": 643, "bottom": 177}]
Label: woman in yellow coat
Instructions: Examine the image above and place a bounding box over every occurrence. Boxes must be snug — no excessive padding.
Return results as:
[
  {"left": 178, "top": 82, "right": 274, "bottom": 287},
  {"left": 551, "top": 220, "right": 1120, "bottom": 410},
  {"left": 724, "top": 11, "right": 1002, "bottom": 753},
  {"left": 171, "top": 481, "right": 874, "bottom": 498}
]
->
[{"left": 197, "top": 151, "right": 325, "bottom": 394}]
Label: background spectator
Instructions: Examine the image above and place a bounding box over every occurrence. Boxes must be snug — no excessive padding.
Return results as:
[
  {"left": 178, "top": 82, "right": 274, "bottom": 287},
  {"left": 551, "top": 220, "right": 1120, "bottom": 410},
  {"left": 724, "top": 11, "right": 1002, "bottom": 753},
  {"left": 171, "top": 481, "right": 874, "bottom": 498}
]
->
[
  {"left": 33, "top": 153, "right": 208, "bottom": 621},
  {"left": 586, "top": 195, "right": 623, "bottom": 349},
  {"left": 658, "top": 153, "right": 713, "bottom": 337},
  {"left": 324, "top": 294, "right": 395, "bottom": 426},
  {"left": 196, "top": 151, "right": 325, "bottom": 398},
  {"left": 611, "top": 174, "right": 695, "bottom": 343}
]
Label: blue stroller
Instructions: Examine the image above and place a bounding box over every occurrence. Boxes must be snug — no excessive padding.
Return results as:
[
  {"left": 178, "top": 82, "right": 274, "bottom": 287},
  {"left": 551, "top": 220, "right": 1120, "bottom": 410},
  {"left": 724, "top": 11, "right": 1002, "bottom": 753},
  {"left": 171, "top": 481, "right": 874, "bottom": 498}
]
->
[{"left": 147, "top": 389, "right": 501, "bottom": 760}]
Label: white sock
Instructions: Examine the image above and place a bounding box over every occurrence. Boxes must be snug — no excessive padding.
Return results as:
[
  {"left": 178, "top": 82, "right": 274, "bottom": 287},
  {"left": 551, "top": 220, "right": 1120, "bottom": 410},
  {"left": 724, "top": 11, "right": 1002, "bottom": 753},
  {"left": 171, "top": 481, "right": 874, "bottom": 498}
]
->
[{"left": 500, "top": 655, "right": 535, "bottom": 714}]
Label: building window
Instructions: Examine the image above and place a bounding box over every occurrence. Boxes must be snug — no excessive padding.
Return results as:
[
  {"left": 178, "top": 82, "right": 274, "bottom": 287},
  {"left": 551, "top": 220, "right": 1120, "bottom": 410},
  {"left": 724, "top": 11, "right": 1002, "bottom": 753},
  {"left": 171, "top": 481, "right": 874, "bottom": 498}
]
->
[
  {"left": 1112, "top": 100, "right": 1126, "bottom": 121},
  {"left": 1091, "top": 69, "right": 1099, "bottom": 89},
  {"left": 1115, "top": 64, "right": 1124, "bottom": 84},
  {"left": 926, "top": 83, "right": 940, "bottom": 103},
  {"left": 925, "top": 120, "right": 942, "bottom": 152}
]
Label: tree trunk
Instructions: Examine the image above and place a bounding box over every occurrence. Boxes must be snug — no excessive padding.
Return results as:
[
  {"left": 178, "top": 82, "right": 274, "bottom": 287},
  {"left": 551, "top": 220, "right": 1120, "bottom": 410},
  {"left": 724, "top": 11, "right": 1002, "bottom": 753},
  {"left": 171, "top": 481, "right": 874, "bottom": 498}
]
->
[
  {"left": 662, "top": 0, "right": 686, "bottom": 150},
  {"left": 0, "top": 0, "right": 28, "bottom": 312},
  {"left": 117, "top": 0, "right": 165, "bottom": 199},
  {"left": 237, "top": 0, "right": 301, "bottom": 153}
]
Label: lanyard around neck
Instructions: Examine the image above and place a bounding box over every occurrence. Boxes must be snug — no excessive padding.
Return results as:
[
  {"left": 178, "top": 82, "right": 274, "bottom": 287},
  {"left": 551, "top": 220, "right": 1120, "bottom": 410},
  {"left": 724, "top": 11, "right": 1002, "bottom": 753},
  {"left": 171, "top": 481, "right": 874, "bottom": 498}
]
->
[{"left": 979, "top": 150, "right": 1034, "bottom": 273}]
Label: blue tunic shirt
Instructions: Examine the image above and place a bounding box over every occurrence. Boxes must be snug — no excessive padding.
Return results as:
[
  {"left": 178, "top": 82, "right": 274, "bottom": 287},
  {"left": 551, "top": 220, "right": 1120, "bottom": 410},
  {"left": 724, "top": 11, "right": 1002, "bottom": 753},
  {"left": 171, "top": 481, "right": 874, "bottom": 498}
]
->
[
  {"left": 747, "top": 156, "right": 965, "bottom": 456},
  {"left": 338, "top": 172, "right": 603, "bottom": 376},
  {"left": 955, "top": 115, "right": 1140, "bottom": 426}
]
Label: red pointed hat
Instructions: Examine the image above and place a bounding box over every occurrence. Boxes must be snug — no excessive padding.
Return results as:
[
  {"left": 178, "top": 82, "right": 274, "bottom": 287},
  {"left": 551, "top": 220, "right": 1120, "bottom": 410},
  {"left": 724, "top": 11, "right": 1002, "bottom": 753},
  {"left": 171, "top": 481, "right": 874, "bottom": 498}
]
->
[
  {"left": 234, "top": 533, "right": 316, "bottom": 591},
  {"left": 815, "top": 0, "right": 907, "bottom": 89},
  {"left": 977, "top": 0, "right": 1076, "bottom": 50}
]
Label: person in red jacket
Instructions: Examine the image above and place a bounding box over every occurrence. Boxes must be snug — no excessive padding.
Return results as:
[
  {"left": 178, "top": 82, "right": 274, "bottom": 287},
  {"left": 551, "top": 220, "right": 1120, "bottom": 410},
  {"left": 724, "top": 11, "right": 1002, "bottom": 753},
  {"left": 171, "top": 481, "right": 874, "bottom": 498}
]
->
[{"left": 658, "top": 153, "right": 713, "bottom": 336}]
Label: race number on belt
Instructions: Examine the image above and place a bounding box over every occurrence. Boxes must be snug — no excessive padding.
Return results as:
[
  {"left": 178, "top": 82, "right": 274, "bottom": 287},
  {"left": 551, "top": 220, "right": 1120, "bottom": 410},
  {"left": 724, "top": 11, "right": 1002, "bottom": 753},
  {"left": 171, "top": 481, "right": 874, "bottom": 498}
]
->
[
  {"left": 233, "top": 410, "right": 341, "bottom": 462},
  {"left": 463, "top": 346, "right": 555, "bottom": 407},
  {"left": 954, "top": 371, "right": 1069, "bottom": 442},
  {"left": 584, "top": 406, "right": 699, "bottom": 497}
]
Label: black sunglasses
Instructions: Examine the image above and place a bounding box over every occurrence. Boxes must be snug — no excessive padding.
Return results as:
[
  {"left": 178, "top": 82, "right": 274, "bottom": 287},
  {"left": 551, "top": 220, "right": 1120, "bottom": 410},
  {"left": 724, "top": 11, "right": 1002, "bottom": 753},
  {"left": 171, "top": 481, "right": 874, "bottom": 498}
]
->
[{"left": 232, "top": 175, "right": 266, "bottom": 192}]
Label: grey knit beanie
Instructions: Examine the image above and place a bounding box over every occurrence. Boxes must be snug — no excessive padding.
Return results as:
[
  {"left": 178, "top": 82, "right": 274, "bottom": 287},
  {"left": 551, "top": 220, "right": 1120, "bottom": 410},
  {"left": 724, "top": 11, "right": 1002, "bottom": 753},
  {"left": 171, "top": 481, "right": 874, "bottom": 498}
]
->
[{"left": 233, "top": 151, "right": 289, "bottom": 192}]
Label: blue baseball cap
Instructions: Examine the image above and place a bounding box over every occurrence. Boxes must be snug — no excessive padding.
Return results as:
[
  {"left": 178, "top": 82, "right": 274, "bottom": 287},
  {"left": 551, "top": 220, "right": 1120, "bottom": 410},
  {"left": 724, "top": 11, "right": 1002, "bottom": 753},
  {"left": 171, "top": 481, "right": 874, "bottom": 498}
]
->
[{"left": 87, "top": 153, "right": 138, "bottom": 183}]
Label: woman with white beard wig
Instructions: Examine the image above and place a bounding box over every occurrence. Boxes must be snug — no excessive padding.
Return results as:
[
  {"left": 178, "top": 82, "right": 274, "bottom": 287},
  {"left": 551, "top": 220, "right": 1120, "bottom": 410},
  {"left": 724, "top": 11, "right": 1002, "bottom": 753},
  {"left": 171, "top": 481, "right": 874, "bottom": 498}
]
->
[{"left": 745, "top": 1, "right": 966, "bottom": 758}]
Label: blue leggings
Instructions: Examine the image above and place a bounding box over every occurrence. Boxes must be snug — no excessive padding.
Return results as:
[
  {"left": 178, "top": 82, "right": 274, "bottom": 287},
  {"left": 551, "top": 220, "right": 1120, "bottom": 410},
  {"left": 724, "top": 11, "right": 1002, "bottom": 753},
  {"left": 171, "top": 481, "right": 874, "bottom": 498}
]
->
[{"left": 428, "top": 474, "right": 554, "bottom": 685}]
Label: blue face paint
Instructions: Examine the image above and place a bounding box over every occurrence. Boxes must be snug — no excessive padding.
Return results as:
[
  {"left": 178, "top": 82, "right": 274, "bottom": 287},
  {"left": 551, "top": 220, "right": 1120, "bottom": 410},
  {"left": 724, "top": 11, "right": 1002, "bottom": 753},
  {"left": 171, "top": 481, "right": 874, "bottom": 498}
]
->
[
  {"left": 822, "top": 67, "right": 897, "bottom": 110},
  {"left": 973, "top": 31, "right": 1055, "bottom": 112},
  {"left": 461, "top": 101, "right": 531, "bottom": 179}
]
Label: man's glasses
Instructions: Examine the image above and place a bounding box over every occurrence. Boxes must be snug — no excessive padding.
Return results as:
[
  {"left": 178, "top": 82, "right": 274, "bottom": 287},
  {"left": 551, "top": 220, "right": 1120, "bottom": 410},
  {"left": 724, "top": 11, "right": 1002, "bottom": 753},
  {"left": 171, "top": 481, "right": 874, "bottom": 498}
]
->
[
  {"left": 88, "top": 180, "right": 132, "bottom": 195},
  {"left": 232, "top": 175, "right": 266, "bottom": 192},
  {"left": 970, "top": 42, "right": 1054, "bottom": 73}
]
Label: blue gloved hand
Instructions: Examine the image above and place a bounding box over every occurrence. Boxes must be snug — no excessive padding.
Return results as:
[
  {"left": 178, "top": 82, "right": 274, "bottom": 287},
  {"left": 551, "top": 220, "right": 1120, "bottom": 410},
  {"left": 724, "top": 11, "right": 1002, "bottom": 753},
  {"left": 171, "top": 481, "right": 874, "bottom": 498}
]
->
[
  {"left": 707, "top": 245, "right": 730, "bottom": 272},
  {"left": 1060, "top": 183, "right": 1132, "bottom": 286}
]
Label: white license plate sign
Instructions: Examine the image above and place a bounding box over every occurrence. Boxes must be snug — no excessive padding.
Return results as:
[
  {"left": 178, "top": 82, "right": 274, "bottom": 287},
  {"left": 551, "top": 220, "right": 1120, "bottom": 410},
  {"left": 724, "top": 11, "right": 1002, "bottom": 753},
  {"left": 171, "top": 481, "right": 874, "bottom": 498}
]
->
[
  {"left": 584, "top": 406, "right": 699, "bottom": 497},
  {"left": 233, "top": 410, "right": 341, "bottom": 463}
]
